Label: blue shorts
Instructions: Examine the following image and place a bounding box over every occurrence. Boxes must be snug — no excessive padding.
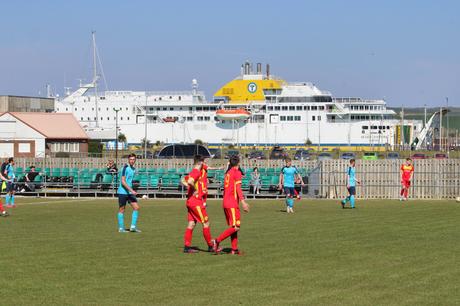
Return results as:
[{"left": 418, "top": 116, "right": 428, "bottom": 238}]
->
[
  {"left": 284, "top": 187, "right": 295, "bottom": 197},
  {"left": 118, "top": 194, "right": 138, "bottom": 207},
  {"left": 6, "top": 181, "right": 15, "bottom": 193},
  {"left": 348, "top": 186, "right": 356, "bottom": 196}
]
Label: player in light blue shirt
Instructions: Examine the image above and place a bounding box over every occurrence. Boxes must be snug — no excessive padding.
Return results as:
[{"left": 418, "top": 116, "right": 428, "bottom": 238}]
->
[
  {"left": 117, "top": 153, "right": 141, "bottom": 232},
  {"left": 341, "top": 159, "right": 360, "bottom": 209},
  {"left": 279, "top": 158, "right": 304, "bottom": 213},
  {"left": 5, "top": 157, "right": 16, "bottom": 207}
]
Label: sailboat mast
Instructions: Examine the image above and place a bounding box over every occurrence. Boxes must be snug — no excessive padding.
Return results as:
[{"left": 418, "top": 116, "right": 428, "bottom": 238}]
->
[{"left": 92, "top": 31, "right": 99, "bottom": 127}]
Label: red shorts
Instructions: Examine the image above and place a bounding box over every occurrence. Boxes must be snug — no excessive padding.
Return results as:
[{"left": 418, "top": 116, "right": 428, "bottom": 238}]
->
[
  {"left": 402, "top": 180, "right": 411, "bottom": 188},
  {"left": 187, "top": 205, "right": 209, "bottom": 223},
  {"left": 224, "top": 207, "right": 241, "bottom": 227}
]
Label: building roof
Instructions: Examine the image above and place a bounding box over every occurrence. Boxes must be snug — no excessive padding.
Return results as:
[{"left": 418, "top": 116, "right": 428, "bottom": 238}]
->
[{"left": 2, "top": 112, "right": 88, "bottom": 140}]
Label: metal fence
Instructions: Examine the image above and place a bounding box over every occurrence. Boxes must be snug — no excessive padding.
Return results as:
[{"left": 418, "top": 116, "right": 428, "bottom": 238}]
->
[{"left": 10, "top": 158, "right": 460, "bottom": 199}]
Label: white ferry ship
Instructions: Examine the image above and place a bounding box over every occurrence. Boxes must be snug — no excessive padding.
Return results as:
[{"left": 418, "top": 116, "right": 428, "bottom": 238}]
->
[{"left": 55, "top": 61, "right": 422, "bottom": 150}]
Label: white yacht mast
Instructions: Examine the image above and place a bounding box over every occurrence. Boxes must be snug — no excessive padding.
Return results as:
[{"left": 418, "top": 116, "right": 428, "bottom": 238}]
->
[{"left": 92, "top": 31, "right": 99, "bottom": 127}]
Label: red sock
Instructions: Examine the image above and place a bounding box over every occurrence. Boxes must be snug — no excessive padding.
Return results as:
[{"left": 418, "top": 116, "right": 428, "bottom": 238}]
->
[
  {"left": 184, "top": 228, "right": 193, "bottom": 247},
  {"left": 230, "top": 232, "right": 238, "bottom": 250},
  {"left": 0, "top": 201, "right": 3, "bottom": 212},
  {"left": 400, "top": 188, "right": 405, "bottom": 196},
  {"left": 203, "top": 227, "right": 212, "bottom": 246},
  {"left": 217, "top": 227, "right": 237, "bottom": 243}
]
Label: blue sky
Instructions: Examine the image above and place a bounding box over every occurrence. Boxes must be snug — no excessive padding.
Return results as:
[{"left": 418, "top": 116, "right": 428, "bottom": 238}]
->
[{"left": 1, "top": 0, "right": 458, "bottom": 107}]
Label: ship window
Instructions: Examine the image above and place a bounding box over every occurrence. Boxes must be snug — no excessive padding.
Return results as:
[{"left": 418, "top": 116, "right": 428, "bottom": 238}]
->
[
  {"left": 149, "top": 107, "right": 154, "bottom": 111},
  {"left": 365, "top": 106, "right": 369, "bottom": 110},
  {"left": 362, "top": 126, "right": 368, "bottom": 129},
  {"left": 287, "top": 116, "right": 294, "bottom": 121},
  {"left": 296, "top": 106, "right": 302, "bottom": 111},
  {"left": 107, "top": 117, "right": 110, "bottom": 121},
  {"left": 295, "top": 116, "right": 301, "bottom": 121},
  {"left": 203, "top": 107, "right": 210, "bottom": 111},
  {"left": 371, "top": 126, "right": 377, "bottom": 129},
  {"left": 282, "top": 106, "right": 288, "bottom": 110},
  {"left": 120, "top": 117, "right": 123, "bottom": 121},
  {"left": 169, "top": 96, "right": 172, "bottom": 99},
  {"left": 75, "top": 108, "right": 77, "bottom": 111},
  {"left": 268, "top": 106, "right": 273, "bottom": 111},
  {"left": 204, "top": 117, "right": 210, "bottom": 121},
  {"left": 198, "top": 116, "right": 204, "bottom": 121},
  {"left": 179, "top": 96, "right": 181, "bottom": 101},
  {"left": 189, "top": 107, "right": 193, "bottom": 111},
  {"left": 318, "top": 116, "right": 321, "bottom": 121},
  {"left": 87, "top": 117, "right": 90, "bottom": 120},
  {"left": 159, "top": 97, "right": 162, "bottom": 101},
  {"left": 351, "top": 115, "right": 355, "bottom": 120},
  {"left": 331, "top": 115, "right": 336, "bottom": 121},
  {"left": 312, "top": 116, "right": 316, "bottom": 121},
  {"left": 319, "top": 106, "right": 325, "bottom": 110},
  {"left": 66, "top": 108, "right": 68, "bottom": 111},
  {"left": 92, "top": 108, "right": 94, "bottom": 111},
  {"left": 378, "top": 126, "right": 383, "bottom": 129},
  {"left": 163, "top": 107, "right": 167, "bottom": 111},
  {"left": 214, "top": 116, "right": 219, "bottom": 121},
  {"left": 80, "top": 117, "right": 83, "bottom": 120},
  {"left": 106, "top": 107, "right": 109, "bottom": 111},
  {"left": 179, "top": 107, "right": 183, "bottom": 110},
  {"left": 187, "top": 117, "right": 193, "bottom": 121},
  {"left": 289, "top": 106, "right": 295, "bottom": 111},
  {"left": 275, "top": 106, "right": 280, "bottom": 111},
  {"left": 312, "top": 106, "right": 318, "bottom": 110},
  {"left": 98, "top": 108, "right": 101, "bottom": 111},
  {"left": 170, "top": 107, "right": 173, "bottom": 111},
  {"left": 197, "top": 107, "right": 203, "bottom": 111},
  {"left": 100, "top": 117, "right": 103, "bottom": 121},
  {"left": 304, "top": 106, "right": 310, "bottom": 110},
  {"left": 281, "top": 116, "right": 286, "bottom": 121},
  {"left": 94, "top": 117, "right": 96, "bottom": 120}
]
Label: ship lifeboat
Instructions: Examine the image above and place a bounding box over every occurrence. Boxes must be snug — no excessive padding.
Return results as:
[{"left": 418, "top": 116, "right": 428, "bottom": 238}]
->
[
  {"left": 162, "top": 117, "right": 177, "bottom": 123},
  {"left": 216, "top": 108, "right": 251, "bottom": 120}
]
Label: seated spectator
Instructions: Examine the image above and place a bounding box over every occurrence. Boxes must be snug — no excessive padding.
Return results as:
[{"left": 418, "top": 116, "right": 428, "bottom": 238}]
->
[
  {"left": 250, "top": 167, "right": 261, "bottom": 194},
  {"left": 22, "top": 166, "right": 40, "bottom": 192},
  {"left": 106, "top": 160, "right": 118, "bottom": 174}
]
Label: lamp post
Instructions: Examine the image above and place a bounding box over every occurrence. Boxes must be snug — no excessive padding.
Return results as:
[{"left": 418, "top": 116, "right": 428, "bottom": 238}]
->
[
  {"left": 446, "top": 97, "right": 449, "bottom": 156},
  {"left": 114, "top": 108, "right": 120, "bottom": 166},
  {"left": 144, "top": 95, "right": 148, "bottom": 159}
]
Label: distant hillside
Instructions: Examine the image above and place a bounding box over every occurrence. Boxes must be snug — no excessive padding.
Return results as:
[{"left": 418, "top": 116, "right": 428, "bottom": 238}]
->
[{"left": 388, "top": 107, "right": 460, "bottom": 130}]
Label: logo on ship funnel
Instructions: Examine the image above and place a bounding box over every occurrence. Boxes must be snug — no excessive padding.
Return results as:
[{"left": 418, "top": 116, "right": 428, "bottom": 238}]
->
[{"left": 248, "top": 82, "right": 257, "bottom": 93}]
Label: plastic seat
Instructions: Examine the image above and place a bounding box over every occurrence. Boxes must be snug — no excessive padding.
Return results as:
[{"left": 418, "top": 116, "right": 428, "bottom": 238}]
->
[{"left": 150, "top": 176, "right": 160, "bottom": 188}]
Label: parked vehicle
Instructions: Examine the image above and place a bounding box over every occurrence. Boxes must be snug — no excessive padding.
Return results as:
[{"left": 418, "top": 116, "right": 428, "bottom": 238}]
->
[
  {"left": 248, "top": 150, "right": 266, "bottom": 160},
  {"left": 209, "top": 148, "right": 222, "bottom": 159},
  {"left": 294, "top": 150, "right": 311, "bottom": 160},
  {"left": 434, "top": 153, "right": 448, "bottom": 159},
  {"left": 317, "top": 152, "right": 333, "bottom": 160},
  {"left": 386, "top": 152, "right": 400, "bottom": 159},
  {"left": 411, "top": 153, "right": 429, "bottom": 160},
  {"left": 362, "top": 152, "right": 379, "bottom": 160},
  {"left": 270, "top": 146, "right": 288, "bottom": 160},
  {"left": 340, "top": 152, "right": 355, "bottom": 160},
  {"left": 157, "top": 144, "right": 211, "bottom": 159}
]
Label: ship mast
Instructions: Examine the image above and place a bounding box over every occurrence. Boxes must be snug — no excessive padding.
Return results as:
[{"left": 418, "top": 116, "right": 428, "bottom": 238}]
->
[{"left": 92, "top": 31, "right": 99, "bottom": 128}]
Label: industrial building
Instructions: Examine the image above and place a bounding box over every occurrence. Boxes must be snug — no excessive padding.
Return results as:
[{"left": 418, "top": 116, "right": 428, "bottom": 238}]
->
[{"left": 0, "top": 95, "right": 54, "bottom": 113}]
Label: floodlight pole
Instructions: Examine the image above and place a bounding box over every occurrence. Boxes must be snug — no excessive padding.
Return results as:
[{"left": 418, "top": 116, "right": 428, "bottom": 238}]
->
[{"left": 114, "top": 108, "right": 120, "bottom": 166}]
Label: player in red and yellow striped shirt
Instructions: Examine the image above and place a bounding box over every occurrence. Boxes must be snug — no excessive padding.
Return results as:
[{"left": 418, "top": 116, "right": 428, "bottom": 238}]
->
[
  {"left": 181, "top": 155, "right": 213, "bottom": 253},
  {"left": 212, "top": 155, "right": 249, "bottom": 255},
  {"left": 400, "top": 158, "right": 414, "bottom": 201}
]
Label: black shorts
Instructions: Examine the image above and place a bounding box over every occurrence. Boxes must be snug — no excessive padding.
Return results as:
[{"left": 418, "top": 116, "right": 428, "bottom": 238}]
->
[
  {"left": 118, "top": 194, "right": 138, "bottom": 207},
  {"left": 6, "top": 181, "right": 15, "bottom": 193},
  {"left": 347, "top": 186, "right": 356, "bottom": 196},
  {"left": 284, "top": 187, "right": 295, "bottom": 197}
]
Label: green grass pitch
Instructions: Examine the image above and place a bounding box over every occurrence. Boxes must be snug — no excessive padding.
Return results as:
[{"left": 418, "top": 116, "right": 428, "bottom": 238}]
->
[{"left": 1, "top": 198, "right": 459, "bottom": 305}]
